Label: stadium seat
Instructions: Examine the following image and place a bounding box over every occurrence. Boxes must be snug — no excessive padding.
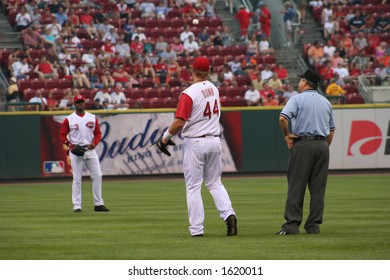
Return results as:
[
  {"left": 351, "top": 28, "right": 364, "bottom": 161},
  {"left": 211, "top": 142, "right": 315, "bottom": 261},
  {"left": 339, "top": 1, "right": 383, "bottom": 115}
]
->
[
  {"left": 31, "top": 79, "right": 45, "bottom": 89},
  {"left": 230, "top": 95, "right": 246, "bottom": 107},
  {"left": 220, "top": 46, "right": 234, "bottom": 56},
  {"left": 145, "top": 19, "right": 159, "bottom": 28},
  {"left": 235, "top": 75, "right": 251, "bottom": 87},
  {"left": 58, "top": 78, "right": 73, "bottom": 88},
  {"left": 158, "top": 87, "right": 172, "bottom": 98},
  {"left": 150, "top": 97, "right": 164, "bottom": 108},
  {"left": 163, "top": 97, "right": 177, "bottom": 108},
  {"left": 45, "top": 79, "right": 60, "bottom": 89},
  {"left": 171, "top": 86, "right": 182, "bottom": 100},
  {"left": 158, "top": 18, "right": 171, "bottom": 28},
  {"left": 167, "top": 9, "right": 181, "bottom": 18},
  {"left": 136, "top": 97, "right": 152, "bottom": 108},
  {"left": 144, "top": 87, "right": 158, "bottom": 98},
  {"left": 220, "top": 96, "right": 233, "bottom": 107},
  {"left": 347, "top": 93, "right": 365, "bottom": 104},
  {"left": 132, "top": 88, "right": 145, "bottom": 98},
  {"left": 18, "top": 79, "right": 31, "bottom": 93},
  {"left": 207, "top": 46, "right": 221, "bottom": 56},
  {"left": 139, "top": 77, "right": 154, "bottom": 88},
  {"left": 226, "top": 86, "right": 241, "bottom": 97}
]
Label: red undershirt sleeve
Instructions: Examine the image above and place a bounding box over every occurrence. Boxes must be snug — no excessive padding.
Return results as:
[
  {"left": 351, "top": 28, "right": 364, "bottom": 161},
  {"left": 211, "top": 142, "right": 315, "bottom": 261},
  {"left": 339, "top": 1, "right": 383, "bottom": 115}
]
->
[
  {"left": 93, "top": 117, "right": 102, "bottom": 145},
  {"left": 59, "top": 118, "right": 70, "bottom": 145},
  {"left": 175, "top": 93, "right": 193, "bottom": 121}
]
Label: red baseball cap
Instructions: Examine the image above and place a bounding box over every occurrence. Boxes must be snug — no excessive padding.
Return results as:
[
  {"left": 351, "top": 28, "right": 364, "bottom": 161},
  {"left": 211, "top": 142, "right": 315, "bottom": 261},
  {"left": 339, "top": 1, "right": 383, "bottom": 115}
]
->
[
  {"left": 192, "top": 57, "right": 210, "bottom": 71},
  {"left": 73, "top": 94, "right": 85, "bottom": 103}
]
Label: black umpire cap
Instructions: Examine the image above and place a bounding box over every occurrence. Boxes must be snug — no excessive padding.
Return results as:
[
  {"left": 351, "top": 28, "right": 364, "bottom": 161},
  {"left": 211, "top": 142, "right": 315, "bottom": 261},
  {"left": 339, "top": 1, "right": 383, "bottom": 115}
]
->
[{"left": 297, "top": 68, "right": 321, "bottom": 85}]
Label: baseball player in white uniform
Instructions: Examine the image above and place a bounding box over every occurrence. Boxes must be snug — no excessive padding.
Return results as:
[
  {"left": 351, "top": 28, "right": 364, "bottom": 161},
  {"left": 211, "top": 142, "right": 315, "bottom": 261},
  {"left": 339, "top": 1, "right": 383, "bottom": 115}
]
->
[
  {"left": 59, "top": 94, "right": 109, "bottom": 213},
  {"left": 162, "top": 57, "right": 237, "bottom": 237}
]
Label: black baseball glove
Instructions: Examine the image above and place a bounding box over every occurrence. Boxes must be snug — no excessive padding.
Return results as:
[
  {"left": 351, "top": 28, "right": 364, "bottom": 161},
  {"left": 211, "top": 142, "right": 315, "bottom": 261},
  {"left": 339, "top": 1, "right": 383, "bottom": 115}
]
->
[
  {"left": 71, "top": 145, "right": 87, "bottom": 156},
  {"left": 155, "top": 136, "right": 175, "bottom": 156}
]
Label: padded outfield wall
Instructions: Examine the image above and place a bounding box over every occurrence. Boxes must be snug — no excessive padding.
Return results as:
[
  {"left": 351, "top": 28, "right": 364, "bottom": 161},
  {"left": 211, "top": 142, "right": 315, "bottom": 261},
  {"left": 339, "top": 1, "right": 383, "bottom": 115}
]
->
[{"left": 0, "top": 105, "right": 389, "bottom": 180}]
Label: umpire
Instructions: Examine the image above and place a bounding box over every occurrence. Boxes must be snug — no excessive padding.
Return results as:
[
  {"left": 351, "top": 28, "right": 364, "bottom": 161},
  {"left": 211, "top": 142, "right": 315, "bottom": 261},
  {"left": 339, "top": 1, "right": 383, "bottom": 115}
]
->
[{"left": 276, "top": 69, "right": 335, "bottom": 235}]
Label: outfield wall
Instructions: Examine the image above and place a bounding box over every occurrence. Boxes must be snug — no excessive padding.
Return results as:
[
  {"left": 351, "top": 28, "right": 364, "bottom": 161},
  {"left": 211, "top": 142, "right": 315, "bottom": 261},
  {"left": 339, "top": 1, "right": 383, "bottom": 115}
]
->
[{"left": 0, "top": 105, "right": 389, "bottom": 180}]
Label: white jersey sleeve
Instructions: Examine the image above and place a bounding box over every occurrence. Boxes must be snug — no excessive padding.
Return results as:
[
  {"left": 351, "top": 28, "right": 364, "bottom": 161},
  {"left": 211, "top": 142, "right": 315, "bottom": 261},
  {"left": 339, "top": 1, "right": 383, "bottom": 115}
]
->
[{"left": 181, "top": 80, "right": 221, "bottom": 138}]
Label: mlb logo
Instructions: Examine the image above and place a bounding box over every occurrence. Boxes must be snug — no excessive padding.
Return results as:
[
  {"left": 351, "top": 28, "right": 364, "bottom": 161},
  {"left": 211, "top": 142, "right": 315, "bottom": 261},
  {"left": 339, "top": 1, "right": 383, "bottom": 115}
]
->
[{"left": 44, "top": 161, "right": 65, "bottom": 173}]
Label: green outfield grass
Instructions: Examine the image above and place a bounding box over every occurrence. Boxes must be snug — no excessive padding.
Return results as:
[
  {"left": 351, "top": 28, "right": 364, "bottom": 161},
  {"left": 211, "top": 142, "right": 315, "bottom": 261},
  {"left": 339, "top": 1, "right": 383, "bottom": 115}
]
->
[{"left": 0, "top": 175, "right": 389, "bottom": 260}]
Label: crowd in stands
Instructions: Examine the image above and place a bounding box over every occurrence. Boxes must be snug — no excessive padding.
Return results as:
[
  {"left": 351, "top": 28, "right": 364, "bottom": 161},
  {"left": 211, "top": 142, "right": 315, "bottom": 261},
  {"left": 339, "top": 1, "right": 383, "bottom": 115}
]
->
[
  {"left": 304, "top": 0, "right": 390, "bottom": 104},
  {"left": 2, "top": 0, "right": 387, "bottom": 111}
]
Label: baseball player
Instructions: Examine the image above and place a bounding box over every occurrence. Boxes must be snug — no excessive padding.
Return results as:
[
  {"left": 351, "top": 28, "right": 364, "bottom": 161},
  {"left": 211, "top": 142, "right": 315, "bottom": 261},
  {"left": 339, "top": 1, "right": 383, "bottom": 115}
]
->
[
  {"left": 159, "top": 57, "right": 237, "bottom": 237},
  {"left": 59, "top": 94, "right": 109, "bottom": 213}
]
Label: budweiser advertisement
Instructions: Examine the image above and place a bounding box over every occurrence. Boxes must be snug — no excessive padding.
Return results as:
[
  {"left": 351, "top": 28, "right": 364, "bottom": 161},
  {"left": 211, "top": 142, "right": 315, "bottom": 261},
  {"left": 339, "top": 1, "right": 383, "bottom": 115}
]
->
[{"left": 40, "top": 112, "right": 242, "bottom": 176}]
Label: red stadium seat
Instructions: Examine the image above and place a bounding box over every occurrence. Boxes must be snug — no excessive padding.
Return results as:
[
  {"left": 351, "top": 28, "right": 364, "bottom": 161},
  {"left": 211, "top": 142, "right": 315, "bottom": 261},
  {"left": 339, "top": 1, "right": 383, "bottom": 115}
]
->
[
  {"left": 168, "top": 78, "right": 181, "bottom": 87},
  {"left": 145, "top": 19, "right": 159, "bottom": 29},
  {"left": 163, "top": 97, "right": 177, "bottom": 108},
  {"left": 230, "top": 95, "right": 246, "bottom": 107},
  {"left": 220, "top": 96, "right": 233, "bottom": 107},
  {"left": 139, "top": 77, "right": 154, "bottom": 88},
  {"left": 136, "top": 97, "right": 152, "bottom": 108},
  {"left": 347, "top": 93, "right": 365, "bottom": 104},
  {"left": 132, "top": 88, "right": 146, "bottom": 98},
  {"left": 30, "top": 79, "right": 45, "bottom": 89},
  {"left": 18, "top": 79, "right": 31, "bottom": 93},
  {"left": 226, "top": 86, "right": 241, "bottom": 97},
  {"left": 45, "top": 79, "right": 60, "bottom": 89},
  {"left": 150, "top": 97, "right": 164, "bottom": 108},
  {"left": 207, "top": 46, "right": 221, "bottom": 56},
  {"left": 158, "top": 87, "right": 172, "bottom": 98},
  {"left": 58, "top": 78, "right": 73, "bottom": 89},
  {"left": 144, "top": 87, "right": 158, "bottom": 98}
]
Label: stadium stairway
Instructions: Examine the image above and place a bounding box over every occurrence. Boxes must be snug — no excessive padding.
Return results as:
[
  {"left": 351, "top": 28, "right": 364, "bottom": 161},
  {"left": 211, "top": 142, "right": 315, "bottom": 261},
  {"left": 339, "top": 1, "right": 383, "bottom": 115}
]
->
[
  {"left": 275, "top": 48, "right": 301, "bottom": 86},
  {"left": 214, "top": 1, "right": 242, "bottom": 43},
  {"left": 0, "top": 10, "right": 22, "bottom": 49},
  {"left": 296, "top": 16, "right": 325, "bottom": 49}
]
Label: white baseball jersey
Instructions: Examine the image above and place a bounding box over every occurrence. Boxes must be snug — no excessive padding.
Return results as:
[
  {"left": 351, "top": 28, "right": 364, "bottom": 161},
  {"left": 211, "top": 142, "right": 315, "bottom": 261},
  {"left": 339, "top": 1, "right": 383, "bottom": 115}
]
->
[
  {"left": 181, "top": 80, "right": 220, "bottom": 138},
  {"left": 66, "top": 112, "right": 97, "bottom": 146}
]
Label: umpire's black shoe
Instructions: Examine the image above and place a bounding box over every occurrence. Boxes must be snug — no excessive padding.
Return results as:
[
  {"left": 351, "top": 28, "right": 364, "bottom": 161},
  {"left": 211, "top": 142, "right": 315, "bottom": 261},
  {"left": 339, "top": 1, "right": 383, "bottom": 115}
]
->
[
  {"left": 74, "top": 209, "right": 82, "bottom": 213},
  {"left": 305, "top": 227, "right": 320, "bottom": 234},
  {"left": 225, "top": 214, "right": 237, "bottom": 236},
  {"left": 94, "top": 205, "right": 110, "bottom": 212}
]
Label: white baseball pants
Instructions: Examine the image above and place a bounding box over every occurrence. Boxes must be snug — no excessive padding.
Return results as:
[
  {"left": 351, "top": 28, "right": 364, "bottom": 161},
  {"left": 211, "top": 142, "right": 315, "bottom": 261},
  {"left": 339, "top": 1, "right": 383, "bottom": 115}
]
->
[
  {"left": 69, "top": 150, "right": 104, "bottom": 210},
  {"left": 183, "top": 137, "right": 236, "bottom": 236}
]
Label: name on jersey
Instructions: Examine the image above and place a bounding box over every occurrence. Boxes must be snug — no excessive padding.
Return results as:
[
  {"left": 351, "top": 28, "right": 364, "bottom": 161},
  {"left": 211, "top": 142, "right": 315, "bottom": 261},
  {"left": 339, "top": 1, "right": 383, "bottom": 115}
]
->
[{"left": 201, "top": 88, "right": 214, "bottom": 98}]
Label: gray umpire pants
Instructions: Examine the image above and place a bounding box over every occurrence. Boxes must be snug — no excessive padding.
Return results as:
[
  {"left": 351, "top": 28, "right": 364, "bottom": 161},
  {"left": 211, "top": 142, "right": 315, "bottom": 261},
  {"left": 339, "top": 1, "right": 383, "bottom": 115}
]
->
[{"left": 282, "top": 140, "right": 329, "bottom": 234}]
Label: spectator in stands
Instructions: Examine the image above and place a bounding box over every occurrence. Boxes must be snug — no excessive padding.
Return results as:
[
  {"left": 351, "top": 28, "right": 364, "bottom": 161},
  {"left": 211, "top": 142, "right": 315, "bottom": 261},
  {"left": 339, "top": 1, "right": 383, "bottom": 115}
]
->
[
  {"left": 115, "top": 37, "right": 131, "bottom": 61},
  {"left": 376, "top": 41, "right": 388, "bottom": 62},
  {"left": 330, "top": 50, "right": 344, "bottom": 67},
  {"left": 63, "top": 32, "right": 82, "bottom": 59},
  {"left": 221, "top": 26, "right": 233, "bottom": 47},
  {"left": 183, "top": 35, "right": 201, "bottom": 57},
  {"left": 246, "top": 34, "right": 259, "bottom": 56},
  {"left": 260, "top": 81, "right": 276, "bottom": 101},
  {"left": 122, "top": 17, "right": 136, "bottom": 43},
  {"left": 197, "top": 28, "right": 212, "bottom": 47},
  {"left": 94, "top": 90, "right": 113, "bottom": 107},
  {"left": 166, "top": 57, "right": 181, "bottom": 81},
  {"left": 180, "top": 65, "right": 193, "bottom": 86},
  {"left": 267, "top": 73, "right": 284, "bottom": 94},
  {"left": 46, "top": 17, "right": 62, "bottom": 38},
  {"left": 333, "top": 62, "right": 350, "bottom": 82},
  {"left": 323, "top": 16, "right": 338, "bottom": 40},
  {"left": 40, "top": 8, "right": 53, "bottom": 25},
  {"left": 258, "top": 2, "right": 272, "bottom": 38},
  {"left": 155, "top": 36, "right": 169, "bottom": 57},
  {"left": 46, "top": 90, "right": 59, "bottom": 111},
  {"left": 25, "top": 0, "right": 37, "bottom": 15},
  {"left": 142, "top": 55, "right": 156, "bottom": 79},
  {"left": 351, "top": 49, "right": 369, "bottom": 72},
  {"left": 115, "top": 0, "right": 131, "bottom": 19},
  {"left": 61, "top": 20, "right": 77, "bottom": 38},
  {"left": 58, "top": 88, "right": 72, "bottom": 110},
  {"left": 100, "top": 69, "right": 116, "bottom": 88},
  {"left": 84, "top": 21, "right": 99, "bottom": 39},
  {"left": 235, "top": 5, "right": 253, "bottom": 42},
  {"left": 94, "top": 6, "right": 109, "bottom": 27},
  {"left": 154, "top": 57, "right": 168, "bottom": 85},
  {"left": 212, "top": 31, "right": 223, "bottom": 46},
  {"left": 325, "top": 78, "right": 345, "bottom": 104},
  {"left": 72, "top": 66, "right": 91, "bottom": 89},
  {"left": 375, "top": 11, "right": 390, "bottom": 33},
  {"left": 263, "top": 93, "right": 279, "bottom": 106},
  {"left": 90, "top": 99, "right": 104, "bottom": 110},
  {"left": 307, "top": 41, "right": 325, "bottom": 66},
  {"left": 252, "top": 72, "right": 264, "bottom": 91},
  {"left": 34, "top": 56, "right": 59, "bottom": 79},
  {"left": 180, "top": 25, "right": 195, "bottom": 43},
  {"left": 15, "top": 6, "right": 31, "bottom": 32},
  {"left": 131, "top": 27, "right": 146, "bottom": 41},
  {"left": 30, "top": 7, "right": 42, "bottom": 27},
  {"left": 67, "top": 8, "right": 79, "bottom": 27},
  {"left": 129, "top": 54, "right": 144, "bottom": 78},
  {"left": 12, "top": 56, "right": 31, "bottom": 80},
  {"left": 55, "top": 6, "right": 68, "bottom": 26},
  {"left": 297, "top": 0, "right": 308, "bottom": 23},
  {"left": 193, "top": 2, "right": 205, "bottom": 17},
  {"left": 23, "top": 26, "right": 43, "bottom": 49},
  {"left": 111, "top": 83, "right": 130, "bottom": 109},
  {"left": 101, "top": 38, "right": 116, "bottom": 62},
  {"left": 348, "top": 9, "right": 366, "bottom": 34},
  {"left": 155, "top": 1, "right": 170, "bottom": 19},
  {"left": 224, "top": 0, "right": 233, "bottom": 14},
  {"left": 354, "top": 32, "right": 368, "bottom": 52},
  {"left": 87, "top": 67, "right": 103, "bottom": 89},
  {"left": 350, "top": 62, "right": 362, "bottom": 79},
  {"left": 181, "top": 2, "right": 194, "bottom": 19},
  {"left": 48, "top": 0, "right": 64, "bottom": 14},
  {"left": 112, "top": 64, "right": 139, "bottom": 88},
  {"left": 160, "top": 45, "right": 177, "bottom": 64},
  {"left": 81, "top": 48, "right": 99, "bottom": 69},
  {"left": 259, "top": 35, "right": 275, "bottom": 55},
  {"left": 374, "top": 63, "right": 388, "bottom": 85},
  {"left": 320, "top": 61, "right": 334, "bottom": 86},
  {"left": 139, "top": 0, "right": 157, "bottom": 18},
  {"left": 340, "top": 32, "right": 353, "bottom": 54},
  {"left": 364, "top": 12, "right": 376, "bottom": 34},
  {"left": 205, "top": 0, "right": 216, "bottom": 18},
  {"left": 226, "top": 56, "right": 243, "bottom": 76},
  {"left": 130, "top": 36, "right": 144, "bottom": 57},
  {"left": 261, "top": 64, "right": 274, "bottom": 81},
  {"left": 219, "top": 64, "right": 237, "bottom": 86},
  {"left": 170, "top": 37, "right": 185, "bottom": 57},
  {"left": 323, "top": 40, "right": 336, "bottom": 59},
  {"left": 6, "top": 77, "right": 19, "bottom": 112},
  {"left": 80, "top": 8, "right": 94, "bottom": 27},
  {"left": 283, "top": 1, "right": 296, "bottom": 38},
  {"left": 321, "top": 3, "right": 333, "bottom": 25},
  {"left": 244, "top": 84, "right": 261, "bottom": 106},
  {"left": 274, "top": 63, "right": 289, "bottom": 83},
  {"left": 281, "top": 84, "right": 298, "bottom": 105},
  {"left": 102, "top": 27, "right": 119, "bottom": 44},
  {"left": 28, "top": 89, "right": 47, "bottom": 111}
]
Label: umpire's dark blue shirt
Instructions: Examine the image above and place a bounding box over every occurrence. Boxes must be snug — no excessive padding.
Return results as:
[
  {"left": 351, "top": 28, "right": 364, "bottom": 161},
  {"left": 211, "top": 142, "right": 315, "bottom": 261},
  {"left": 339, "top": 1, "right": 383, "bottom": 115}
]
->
[{"left": 280, "top": 90, "right": 336, "bottom": 137}]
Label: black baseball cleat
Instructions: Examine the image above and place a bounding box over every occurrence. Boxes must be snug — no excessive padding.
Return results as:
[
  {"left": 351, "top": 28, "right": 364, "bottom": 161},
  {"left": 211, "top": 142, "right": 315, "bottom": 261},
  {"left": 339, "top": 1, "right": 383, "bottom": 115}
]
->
[
  {"left": 274, "top": 229, "right": 299, "bottom": 235},
  {"left": 225, "top": 214, "right": 237, "bottom": 236},
  {"left": 192, "top": 234, "right": 204, "bottom": 237},
  {"left": 94, "top": 205, "right": 110, "bottom": 212},
  {"left": 74, "top": 209, "right": 82, "bottom": 213}
]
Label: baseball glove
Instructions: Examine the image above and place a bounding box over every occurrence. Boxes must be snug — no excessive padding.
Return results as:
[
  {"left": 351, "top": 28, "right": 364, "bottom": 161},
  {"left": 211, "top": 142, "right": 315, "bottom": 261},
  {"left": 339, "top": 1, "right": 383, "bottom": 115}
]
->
[
  {"left": 71, "top": 145, "right": 87, "bottom": 156},
  {"left": 155, "top": 136, "right": 175, "bottom": 156}
]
